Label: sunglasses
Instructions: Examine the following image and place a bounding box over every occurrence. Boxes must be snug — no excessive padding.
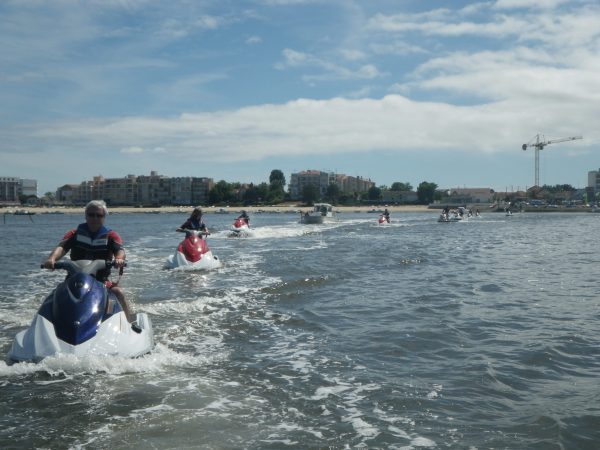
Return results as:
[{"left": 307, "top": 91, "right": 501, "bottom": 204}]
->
[{"left": 87, "top": 213, "right": 105, "bottom": 218}]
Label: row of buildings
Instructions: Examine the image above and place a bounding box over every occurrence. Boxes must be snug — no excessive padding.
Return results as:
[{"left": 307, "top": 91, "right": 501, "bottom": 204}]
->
[
  {"left": 0, "top": 170, "right": 376, "bottom": 206},
  {"left": 289, "top": 170, "right": 374, "bottom": 200},
  {"left": 3, "top": 168, "right": 600, "bottom": 206},
  {"left": 55, "top": 173, "right": 214, "bottom": 206}
]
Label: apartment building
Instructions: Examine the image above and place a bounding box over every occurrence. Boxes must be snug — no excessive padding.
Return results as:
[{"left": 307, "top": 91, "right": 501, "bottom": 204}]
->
[
  {"left": 588, "top": 169, "right": 600, "bottom": 193},
  {"left": 0, "top": 177, "right": 38, "bottom": 204},
  {"left": 55, "top": 172, "right": 213, "bottom": 206},
  {"left": 289, "top": 170, "right": 374, "bottom": 200},
  {"left": 0, "top": 177, "right": 20, "bottom": 203},
  {"left": 334, "top": 174, "right": 375, "bottom": 196}
]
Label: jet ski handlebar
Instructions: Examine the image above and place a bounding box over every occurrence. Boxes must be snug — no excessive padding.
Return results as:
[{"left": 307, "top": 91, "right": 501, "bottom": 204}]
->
[
  {"left": 181, "top": 229, "right": 210, "bottom": 237},
  {"left": 41, "top": 260, "right": 127, "bottom": 277}
]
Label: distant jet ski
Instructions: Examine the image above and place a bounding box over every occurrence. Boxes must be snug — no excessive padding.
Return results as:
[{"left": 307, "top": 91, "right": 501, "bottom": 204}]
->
[{"left": 229, "top": 217, "right": 252, "bottom": 237}]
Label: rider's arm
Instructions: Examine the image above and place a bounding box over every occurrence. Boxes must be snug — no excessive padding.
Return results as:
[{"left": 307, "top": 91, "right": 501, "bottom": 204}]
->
[
  {"left": 177, "top": 219, "right": 191, "bottom": 232},
  {"left": 43, "top": 242, "right": 67, "bottom": 269},
  {"left": 114, "top": 248, "right": 126, "bottom": 268},
  {"left": 108, "top": 232, "right": 126, "bottom": 269},
  {"left": 44, "top": 230, "right": 76, "bottom": 269}
]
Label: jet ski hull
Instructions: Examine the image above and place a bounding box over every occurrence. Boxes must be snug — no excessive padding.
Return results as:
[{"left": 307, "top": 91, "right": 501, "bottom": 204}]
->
[{"left": 8, "top": 312, "right": 153, "bottom": 362}]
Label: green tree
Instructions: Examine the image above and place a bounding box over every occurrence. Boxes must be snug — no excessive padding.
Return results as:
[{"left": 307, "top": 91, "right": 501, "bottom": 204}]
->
[
  {"left": 417, "top": 181, "right": 438, "bottom": 204},
  {"left": 209, "top": 180, "right": 235, "bottom": 204},
  {"left": 269, "top": 169, "right": 286, "bottom": 189},
  {"left": 324, "top": 183, "right": 341, "bottom": 204},
  {"left": 368, "top": 186, "right": 382, "bottom": 201},
  {"left": 268, "top": 169, "right": 286, "bottom": 204},
  {"left": 391, "top": 182, "right": 413, "bottom": 191},
  {"left": 301, "top": 183, "right": 320, "bottom": 205},
  {"left": 542, "top": 184, "right": 576, "bottom": 193},
  {"left": 243, "top": 182, "right": 269, "bottom": 205}
]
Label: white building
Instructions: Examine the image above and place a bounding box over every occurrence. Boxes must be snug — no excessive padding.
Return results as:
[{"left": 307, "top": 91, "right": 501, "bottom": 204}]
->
[
  {"left": 588, "top": 169, "right": 600, "bottom": 192},
  {"left": 289, "top": 170, "right": 374, "bottom": 200},
  {"left": 0, "top": 177, "right": 38, "bottom": 204}
]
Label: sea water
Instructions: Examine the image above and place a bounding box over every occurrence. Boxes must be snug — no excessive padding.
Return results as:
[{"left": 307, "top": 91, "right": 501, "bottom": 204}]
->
[{"left": 1, "top": 211, "right": 599, "bottom": 449}]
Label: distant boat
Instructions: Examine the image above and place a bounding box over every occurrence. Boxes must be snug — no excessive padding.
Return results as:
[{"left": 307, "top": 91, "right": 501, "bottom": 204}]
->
[
  {"left": 300, "top": 203, "right": 336, "bottom": 224},
  {"left": 13, "top": 209, "right": 36, "bottom": 216}
]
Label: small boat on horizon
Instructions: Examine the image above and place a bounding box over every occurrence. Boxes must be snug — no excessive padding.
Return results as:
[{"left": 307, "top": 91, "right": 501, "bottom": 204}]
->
[{"left": 12, "top": 209, "right": 36, "bottom": 216}]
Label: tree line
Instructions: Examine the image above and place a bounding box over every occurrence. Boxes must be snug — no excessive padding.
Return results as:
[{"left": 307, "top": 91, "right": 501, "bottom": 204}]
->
[
  {"left": 37, "top": 170, "right": 581, "bottom": 207},
  {"left": 207, "top": 169, "right": 440, "bottom": 206}
]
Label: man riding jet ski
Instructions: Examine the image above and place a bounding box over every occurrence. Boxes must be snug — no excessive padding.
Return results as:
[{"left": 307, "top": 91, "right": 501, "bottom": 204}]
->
[
  {"left": 8, "top": 200, "right": 153, "bottom": 362},
  {"left": 378, "top": 208, "right": 391, "bottom": 224},
  {"left": 8, "top": 260, "right": 153, "bottom": 362},
  {"left": 43, "top": 200, "right": 136, "bottom": 323}
]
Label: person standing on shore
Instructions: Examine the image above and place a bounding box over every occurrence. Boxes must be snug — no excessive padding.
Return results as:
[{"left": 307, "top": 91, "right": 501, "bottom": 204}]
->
[{"left": 42, "top": 200, "right": 135, "bottom": 323}]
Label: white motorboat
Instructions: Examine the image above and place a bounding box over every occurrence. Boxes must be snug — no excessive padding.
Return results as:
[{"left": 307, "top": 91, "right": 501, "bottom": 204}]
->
[{"left": 300, "top": 203, "right": 336, "bottom": 224}]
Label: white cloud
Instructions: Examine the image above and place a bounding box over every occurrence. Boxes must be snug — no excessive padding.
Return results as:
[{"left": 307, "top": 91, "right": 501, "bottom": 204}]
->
[
  {"left": 9, "top": 92, "right": 595, "bottom": 166},
  {"left": 277, "top": 48, "right": 382, "bottom": 81},
  {"left": 370, "top": 41, "right": 427, "bottom": 56},
  {"left": 277, "top": 48, "right": 310, "bottom": 67},
  {"left": 246, "top": 35, "right": 262, "bottom": 44},
  {"left": 493, "top": 0, "right": 569, "bottom": 9},
  {"left": 340, "top": 48, "right": 367, "bottom": 61},
  {"left": 367, "top": 12, "right": 527, "bottom": 38},
  {"left": 195, "top": 15, "right": 221, "bottom": 30},
  {"left": 121, "top": 146, "right": 144, "bottom": 154}
]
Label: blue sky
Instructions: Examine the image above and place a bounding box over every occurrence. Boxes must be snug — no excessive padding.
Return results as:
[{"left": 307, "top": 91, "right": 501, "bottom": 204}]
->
[{"left": 2, "top": 0, "right": 599, "bottom": 195}]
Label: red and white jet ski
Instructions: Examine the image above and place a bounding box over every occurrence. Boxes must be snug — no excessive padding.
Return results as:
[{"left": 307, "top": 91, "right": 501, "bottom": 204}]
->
[
  {"left": 230, "top": 217, "right": 251, "bottom": 237},
  {"left": 165, "top": 230, "right": 221, "bottom": 270},
  {"left": 378, "top": 214, "right": 390, "bottom": 224}
]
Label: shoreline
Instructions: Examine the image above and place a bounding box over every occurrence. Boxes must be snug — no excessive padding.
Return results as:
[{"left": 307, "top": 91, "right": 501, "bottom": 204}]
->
[
  {"left": 3, "top": 205, "right": 434, "bottom": 215},
  {"left": 4, "top": 204, "right": 594, "bottom": 215}
]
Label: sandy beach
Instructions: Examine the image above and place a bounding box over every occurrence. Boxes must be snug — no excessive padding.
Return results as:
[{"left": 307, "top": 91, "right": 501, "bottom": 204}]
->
[{"left": 5, "top": 204, "right": 434, "bottom": 215}]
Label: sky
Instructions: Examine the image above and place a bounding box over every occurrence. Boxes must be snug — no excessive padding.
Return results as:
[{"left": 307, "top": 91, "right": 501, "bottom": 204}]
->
[{"left": 2, "top": 0, "right": 599, "bottom": 195}]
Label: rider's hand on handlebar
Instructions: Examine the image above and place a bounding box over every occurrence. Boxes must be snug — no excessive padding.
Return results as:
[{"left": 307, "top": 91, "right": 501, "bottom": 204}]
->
[
  {"left": 43, "top": 258, "right": 55, "bottom": 270},
  {"left": 113, "top": 258, "right": 126, "bottom": 269}
]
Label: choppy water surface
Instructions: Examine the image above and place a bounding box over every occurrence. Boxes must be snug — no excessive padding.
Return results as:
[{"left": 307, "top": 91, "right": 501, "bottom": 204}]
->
[{"left": 1, "top": 211, "right": 600, "bottom": 449}]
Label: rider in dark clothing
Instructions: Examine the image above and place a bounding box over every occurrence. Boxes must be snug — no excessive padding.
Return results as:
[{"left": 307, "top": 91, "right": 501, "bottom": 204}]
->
[
  {"left": 43, "top": 200, "right": 134, "bottom": 324},
  {"left": 177, "top": 207, "right": 208, "bottom": 233},
  {"left": 237, "top": 210, "right": 250, "bottom": 226}
]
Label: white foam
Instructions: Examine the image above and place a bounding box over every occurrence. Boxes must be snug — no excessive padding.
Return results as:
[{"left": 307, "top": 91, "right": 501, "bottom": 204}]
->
[
  {"left": 311, "top": 383, "right": 352, "bottom": 400},
  {"left": 348, "top": 416, "right": 379, "bottom": 438},
  {"left": 410, "top": 436, "right": 437, "bottom": 447},
  {"left": 0, "top": 342, "right": 217, "bottom": 377}
]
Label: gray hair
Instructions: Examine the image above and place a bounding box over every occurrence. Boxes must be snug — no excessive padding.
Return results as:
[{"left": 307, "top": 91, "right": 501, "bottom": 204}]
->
[{"left": 85, "top": 200, "right": 108, "bottom": 216}]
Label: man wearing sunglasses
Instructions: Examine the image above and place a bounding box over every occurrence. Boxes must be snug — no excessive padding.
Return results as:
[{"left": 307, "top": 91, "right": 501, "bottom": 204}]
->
[{"left": 43, "top": 200, "right": 134, "bottom": 323}]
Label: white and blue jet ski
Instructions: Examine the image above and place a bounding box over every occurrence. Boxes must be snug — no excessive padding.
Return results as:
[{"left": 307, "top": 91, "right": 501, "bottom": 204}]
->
[{"left": 8, "top": 260, "right": 153, "bottom": 363}]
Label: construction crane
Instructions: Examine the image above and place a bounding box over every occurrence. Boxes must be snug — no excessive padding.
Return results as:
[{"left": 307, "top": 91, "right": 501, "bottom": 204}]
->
[{"left": 521, "top": 134, "right": 582, "bottom": 187}]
